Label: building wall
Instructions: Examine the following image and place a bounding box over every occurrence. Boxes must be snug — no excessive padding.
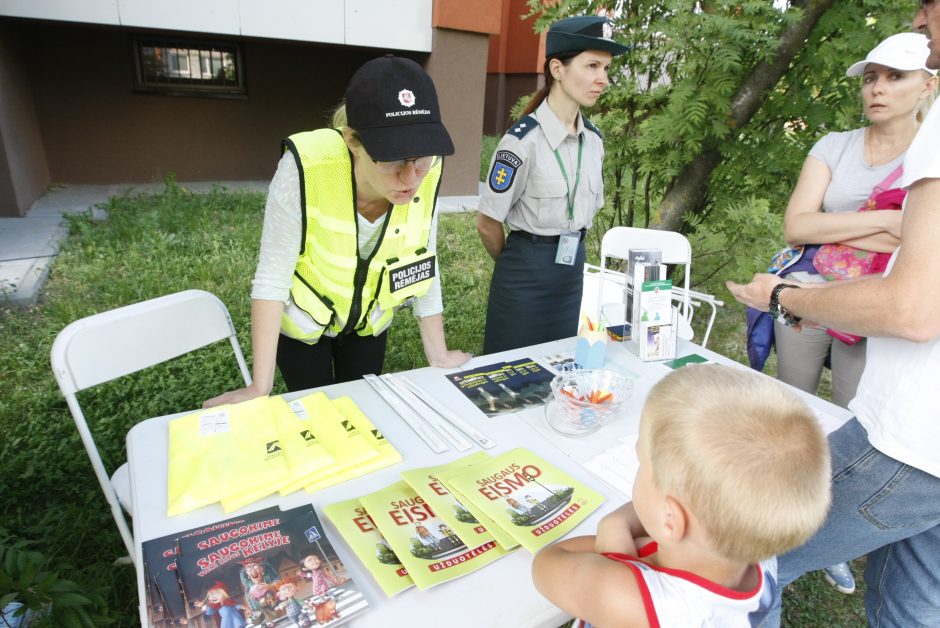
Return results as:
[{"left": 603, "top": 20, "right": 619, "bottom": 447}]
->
[
  {"left": 482, "top": 0, "right": 542, "bottom": 135},
  {"left": 0, "top": 21, "right": 49, "bottom": 217},
  {"left": 0, "top": 0, "right": 434, "bottom": 51},
  {"left": 426, "top": 27, "right": 491, "bottom": 195},
  {"left": 483, "top": 72, "right": 540, "bottom": 135},
  {"left": 1, "top": 16, "right": 484, "bottom": 202},
  {"left": 17, "top": 19, "right": 379, "bottom": 185}
]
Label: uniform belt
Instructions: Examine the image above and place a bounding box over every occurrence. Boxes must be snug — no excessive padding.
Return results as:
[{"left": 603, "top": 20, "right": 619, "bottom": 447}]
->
[{"left": 509, "top": 229, "right": 586, "bottom": 244}]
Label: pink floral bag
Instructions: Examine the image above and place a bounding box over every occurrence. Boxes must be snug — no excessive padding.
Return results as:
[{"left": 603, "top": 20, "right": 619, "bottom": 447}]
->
[
  {"left": 812, "top": 165, "right": 905, "bottom": 345},
  {"left": 813, "top": 166, "right": 905, "bottom": 281}
]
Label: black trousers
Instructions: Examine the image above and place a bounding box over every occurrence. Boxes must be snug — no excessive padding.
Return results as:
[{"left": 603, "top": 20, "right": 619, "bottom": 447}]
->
[
  {"left": 483, "top": 232, "right": 586, "bottom": 354},
  {"left": 276, "top": 330, "right": 388, "bottom": 392}
]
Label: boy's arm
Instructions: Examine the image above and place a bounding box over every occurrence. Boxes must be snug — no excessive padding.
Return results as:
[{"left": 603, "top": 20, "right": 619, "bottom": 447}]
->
[
  {"left": 532, "top": 536, "right": 650, "bottom": 628},
  {"left": 595, "top": 502, "right": 645, "bottom": 555}
]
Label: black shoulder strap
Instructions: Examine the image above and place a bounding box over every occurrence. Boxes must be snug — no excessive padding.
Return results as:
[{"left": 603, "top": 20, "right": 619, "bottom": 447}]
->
[
  {"left": 583, "top": 116, "right": 603, "bottom": 139},
  {"left": 506, "top": 115, "right": 539, "bottom": 140}
]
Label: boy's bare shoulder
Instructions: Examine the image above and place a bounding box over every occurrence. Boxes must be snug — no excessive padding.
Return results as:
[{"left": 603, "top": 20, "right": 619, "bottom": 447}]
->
[{"left": 535, "top": 546, "right": 651, "bottom": 628}]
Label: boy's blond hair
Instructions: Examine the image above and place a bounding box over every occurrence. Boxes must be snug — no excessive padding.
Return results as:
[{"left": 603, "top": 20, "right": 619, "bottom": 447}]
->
[{"left": 642, "top": 364, "right": 830, "bottom": 564}]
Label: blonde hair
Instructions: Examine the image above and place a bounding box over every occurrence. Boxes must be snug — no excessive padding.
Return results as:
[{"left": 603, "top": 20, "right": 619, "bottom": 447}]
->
[
  {"left": 330, "top": 102, "right": 361, "bottom": 145},
  {"left": 642, "top": 364, "right": 831, "bottom": 563}
]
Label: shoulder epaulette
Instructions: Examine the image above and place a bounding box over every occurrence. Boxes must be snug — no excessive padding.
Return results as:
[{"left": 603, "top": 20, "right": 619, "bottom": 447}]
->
[
  {"left": 583, "top": 117, "right": 603, "bottom": 139},
  {"left": 506, "top": 115, "right": 539, "bottom": 139}
]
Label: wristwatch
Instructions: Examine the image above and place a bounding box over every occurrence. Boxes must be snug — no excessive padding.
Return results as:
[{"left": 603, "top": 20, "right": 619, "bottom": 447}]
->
[{"left": 769, "top": 283, "right": 802, "bottom": 327}]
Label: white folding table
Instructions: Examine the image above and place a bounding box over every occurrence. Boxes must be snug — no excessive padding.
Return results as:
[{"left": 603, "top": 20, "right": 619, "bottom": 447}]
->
[{"left": 128, "top": 337, "right": 849, "bottom": 627}]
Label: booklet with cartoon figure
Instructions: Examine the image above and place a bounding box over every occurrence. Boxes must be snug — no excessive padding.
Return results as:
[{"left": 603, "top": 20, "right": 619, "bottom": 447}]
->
[
  {"left": 444, "top": 448, "right": 605, "bottom": 553},
  {"left": 142, "top": 507, "right": 286, "bottom": 626},
  {"left": 144, "top": 503, "right": 368, "bottom": 627},
  {"left": 357, "top": 480, "right": 506, "bottom": 590},
  {"left": 400, "top": 453, "right": 507, "bottom": 552},
  {"left": 446, "top": 358, "right": 555, "bottom": 418},
  {"left": 322, "top": 497, "right": 416, "bottom": 598}
]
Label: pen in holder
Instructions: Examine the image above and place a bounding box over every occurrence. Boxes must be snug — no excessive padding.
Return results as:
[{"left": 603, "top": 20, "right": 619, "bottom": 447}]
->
[{"left": 575, "top": 316, "right": 608, "bottom": 369}]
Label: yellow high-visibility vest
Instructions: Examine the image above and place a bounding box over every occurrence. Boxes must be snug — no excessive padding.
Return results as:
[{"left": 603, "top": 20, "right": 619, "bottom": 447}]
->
[{"left": 280, "top": 129, "right": 441, "bottom": 343}]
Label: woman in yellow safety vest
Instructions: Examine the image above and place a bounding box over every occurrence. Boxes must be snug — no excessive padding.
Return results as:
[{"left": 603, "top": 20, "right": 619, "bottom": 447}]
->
[{"left": 206, "top": 56, "right": 470, "bottom": 406}]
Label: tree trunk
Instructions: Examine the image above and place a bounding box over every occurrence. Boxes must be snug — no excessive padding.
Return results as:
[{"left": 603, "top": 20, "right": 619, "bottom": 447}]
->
[{"left": 656, "top": 0, "right": 837, "bottom": 232}]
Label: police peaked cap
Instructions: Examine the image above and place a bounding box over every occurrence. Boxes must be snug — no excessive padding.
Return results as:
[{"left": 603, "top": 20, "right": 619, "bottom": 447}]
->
[{"left": 546, "top": 16, "right": 631, "bottom": 57}]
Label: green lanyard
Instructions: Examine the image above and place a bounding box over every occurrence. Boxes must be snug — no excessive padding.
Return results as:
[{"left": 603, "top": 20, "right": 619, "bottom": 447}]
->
[{"left": 552, "top": 134, "right": 584, "bottom": 222}]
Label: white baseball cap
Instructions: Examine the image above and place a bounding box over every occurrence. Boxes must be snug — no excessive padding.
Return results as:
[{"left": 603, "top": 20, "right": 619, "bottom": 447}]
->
[{"left": 846, "top": 32, "right": 937, "bottom": 77}]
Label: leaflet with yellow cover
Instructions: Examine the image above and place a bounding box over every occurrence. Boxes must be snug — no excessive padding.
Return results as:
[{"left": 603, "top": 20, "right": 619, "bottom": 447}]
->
[
  {"left": 276, "top": 392, "right": 379, "bottom": 495},
  {"left": 358, "top": 480, "right": 508, "bottom": 590},
  {"left": 167, "top": 396, "right": 288, "bottom": 516},
  {"left": 323, "top": 497, "right": 415, "bottom": 598},
  {"left": 444, "top": 448, "right": 605, "bottom": 553},
  {"left": 401, "top": 452, "right": 507, "bottom": 552},
  {"left": 218, "top": 395, "right": 338, "bottom": 512},
  {"left": 304, "top": 396, "right": 402, "bottom": 492}
]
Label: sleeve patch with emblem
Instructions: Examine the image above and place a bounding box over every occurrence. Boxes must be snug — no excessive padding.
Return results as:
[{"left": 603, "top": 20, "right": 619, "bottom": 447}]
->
[{"left": 488, "top": 150, "right": 523, "bottom": 193}]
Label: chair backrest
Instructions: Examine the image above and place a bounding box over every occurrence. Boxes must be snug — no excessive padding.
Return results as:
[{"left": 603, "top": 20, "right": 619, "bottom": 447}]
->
[
  {"left": 50, "top": 289, "right": 251, "bottom": 560},
  {"left": 594, "top": 227, "right": 692, "bottom": 344},
  {"left": 596, "top": 226, "right": 693, "bottom": 329}
]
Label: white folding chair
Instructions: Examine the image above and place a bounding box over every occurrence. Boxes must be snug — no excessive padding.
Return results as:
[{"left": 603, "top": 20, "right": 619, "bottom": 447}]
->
[
  {"left": 588, "top": 227, "right": 724, "bottom": 347},
  {"left": 50, "top": 290, "right": 251, "bottom": 562}
]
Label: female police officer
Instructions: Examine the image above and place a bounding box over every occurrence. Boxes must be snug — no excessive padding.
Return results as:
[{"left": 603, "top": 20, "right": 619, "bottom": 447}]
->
[
  {"left": 206, "top": 56, "right": 470, "bottom": 407},
  {"left": 476, "top": 16, "right": 629, "bottom": 354}
]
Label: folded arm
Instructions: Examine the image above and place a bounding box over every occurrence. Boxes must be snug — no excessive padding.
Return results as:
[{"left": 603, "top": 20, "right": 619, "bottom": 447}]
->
[
  {"left": 728, "top": 178, "right": 940, "bottom": 342},
  {"left": 784, "top": 156, "right": 901, "bottom": 246}
]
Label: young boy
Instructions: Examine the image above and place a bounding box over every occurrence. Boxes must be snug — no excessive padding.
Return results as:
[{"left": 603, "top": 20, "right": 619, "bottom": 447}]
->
[{"left": 532, "top": 364, "right": 831, "bottom": 627}]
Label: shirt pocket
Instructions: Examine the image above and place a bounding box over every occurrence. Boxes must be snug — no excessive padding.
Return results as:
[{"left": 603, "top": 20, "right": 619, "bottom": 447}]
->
[{"left": 527, "top": 177, "right": 568, "bottom": 228}]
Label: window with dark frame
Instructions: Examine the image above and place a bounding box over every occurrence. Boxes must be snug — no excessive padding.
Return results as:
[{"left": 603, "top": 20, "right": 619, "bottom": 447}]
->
[{"left": 134, "top": 38, "right": 245, "bottom": 97}]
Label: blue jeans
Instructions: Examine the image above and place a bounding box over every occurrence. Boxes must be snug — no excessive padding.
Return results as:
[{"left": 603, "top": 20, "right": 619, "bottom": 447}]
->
[{"left": 766, "top": 418, "right": 940, "bottom": 627}]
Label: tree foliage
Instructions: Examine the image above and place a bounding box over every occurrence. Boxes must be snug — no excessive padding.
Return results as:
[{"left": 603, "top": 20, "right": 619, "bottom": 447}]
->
[{"left": 525, "top": 0, "right": 915, "bottom": 285}]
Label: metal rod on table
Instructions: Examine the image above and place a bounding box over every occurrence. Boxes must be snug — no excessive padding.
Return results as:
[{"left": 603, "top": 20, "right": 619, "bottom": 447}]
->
[
  {"left": 362, "top": 374, "right": 449, "bottom": 453},
  {"left": 380, "top": 374, "right": 473, "bottom": 452},
  {"left": 399, "top": 376, "right": 497, "bottom": 450}
]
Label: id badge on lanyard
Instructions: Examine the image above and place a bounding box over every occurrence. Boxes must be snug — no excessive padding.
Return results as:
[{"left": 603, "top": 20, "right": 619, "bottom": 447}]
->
[
  {"left": 552, "top": 135, "right": 584, "bottom": 267},
  {"left": 555, "top": 232, "right": 580, "bottom": 266}
]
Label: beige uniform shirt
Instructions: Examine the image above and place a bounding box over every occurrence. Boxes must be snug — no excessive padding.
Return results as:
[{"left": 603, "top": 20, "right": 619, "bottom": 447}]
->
[{"left": 478, "top": 99, "right": 605, "bottom": 235}]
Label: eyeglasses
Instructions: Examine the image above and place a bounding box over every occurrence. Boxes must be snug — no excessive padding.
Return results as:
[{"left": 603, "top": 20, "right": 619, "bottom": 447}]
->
[{"left": 372, "top": 155, "right": 441, "bottom": 175}]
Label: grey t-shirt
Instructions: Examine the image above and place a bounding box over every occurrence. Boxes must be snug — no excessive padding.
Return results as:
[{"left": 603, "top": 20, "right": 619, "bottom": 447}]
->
[{"left": 808, "top": 127, "right": 905, "bottom": 214}]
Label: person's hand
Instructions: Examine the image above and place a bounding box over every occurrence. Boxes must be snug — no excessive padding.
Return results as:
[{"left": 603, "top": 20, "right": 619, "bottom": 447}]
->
[
  {"left": 428, "top": 349, "right": 473, "bottom": 369},
  {"left": 725, "top": 274, "right": 786, "bottom": 311},
  {"left": 875, "top": 209, "right": 903, "bottom": 239},
  {"left": 203, "top": 382, "right": 270, "bottom": 408}
]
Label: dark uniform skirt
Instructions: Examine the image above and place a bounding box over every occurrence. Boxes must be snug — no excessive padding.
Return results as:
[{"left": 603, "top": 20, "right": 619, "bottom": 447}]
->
[{"left": 483, "top": 231, "right": 587, "bottom": 354}]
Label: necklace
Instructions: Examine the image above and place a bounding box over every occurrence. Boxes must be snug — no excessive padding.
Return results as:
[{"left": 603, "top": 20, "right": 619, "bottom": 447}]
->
[{"left": 864, "top": 127, "right": 914, "bottom": 167}]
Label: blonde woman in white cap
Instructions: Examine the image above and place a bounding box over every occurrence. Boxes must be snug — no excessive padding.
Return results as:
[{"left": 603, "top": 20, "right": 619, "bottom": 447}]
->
[{"left": 772, "top": 32, "right": 936, "bottom": 595}]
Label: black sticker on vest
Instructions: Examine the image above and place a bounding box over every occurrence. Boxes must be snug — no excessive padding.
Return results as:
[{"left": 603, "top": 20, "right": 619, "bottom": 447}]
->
[{"left": 389, "top": 256, "right": 436, "bottom": 293}]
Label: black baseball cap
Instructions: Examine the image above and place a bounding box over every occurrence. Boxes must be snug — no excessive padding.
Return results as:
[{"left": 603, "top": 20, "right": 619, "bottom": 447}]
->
[
  {"left": 345, "top": 55, "right": 455, "bottom": 162},
  {"left": 546, "top": 16, "right": 631, "bottom": 57}
]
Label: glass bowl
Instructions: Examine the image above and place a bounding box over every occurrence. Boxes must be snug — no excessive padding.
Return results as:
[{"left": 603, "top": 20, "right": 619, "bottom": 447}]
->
[{"left": 546, "top": 369, "right": 633, "bottom": 435}]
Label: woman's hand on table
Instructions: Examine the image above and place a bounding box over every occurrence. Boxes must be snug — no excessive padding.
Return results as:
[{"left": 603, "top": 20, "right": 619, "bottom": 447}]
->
[
  {"left": 203, "top": 382, "right": 270, "bottom": 408},
  {"left": 428, "top": 349, "right": 473, "bottom": 369}
]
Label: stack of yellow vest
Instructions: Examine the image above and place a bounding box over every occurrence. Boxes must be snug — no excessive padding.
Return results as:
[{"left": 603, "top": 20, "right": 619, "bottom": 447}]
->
[{"left": 167, "top": 392, "right": 402, "bottom": 516}]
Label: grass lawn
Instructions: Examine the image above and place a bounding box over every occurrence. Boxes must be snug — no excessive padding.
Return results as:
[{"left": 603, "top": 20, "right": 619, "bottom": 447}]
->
[{"left": 0, "top": 182, "right": 864, "bottom": 625}]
